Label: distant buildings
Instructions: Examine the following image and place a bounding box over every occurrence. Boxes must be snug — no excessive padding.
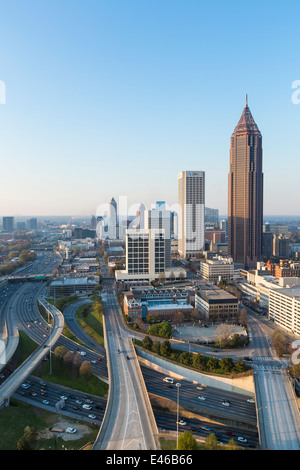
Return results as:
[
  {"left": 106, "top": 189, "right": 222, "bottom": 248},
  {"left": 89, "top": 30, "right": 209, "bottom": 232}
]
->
[
  {"left": 197, "top": 256, "right": 234, "bottom": 283},
  {"left": 97, "top": 197, "right": 118, "bottom": 240},
  {"left": 228, "top": 96, "right": 263, "bottom": 267},
  {"left": 273, "top": 235, "right": 289, "bottom": 258},
  {"left": 27, "top": 218, "right": 37, "bottom": 230},
  {"left": 2, "top": 217, "right": 14, "bottom": 232},
  {"left": 267, "top": 259, "right": 300, "bottom": 278},
  {"left": 205, "top": 207, "right": 219, "bottom": 227},
  {"left": 136, "top": 203, "right": 146, "bottom": 229},
  {"left": 178, "top": 171, "right": 205, "bottom": 258}
]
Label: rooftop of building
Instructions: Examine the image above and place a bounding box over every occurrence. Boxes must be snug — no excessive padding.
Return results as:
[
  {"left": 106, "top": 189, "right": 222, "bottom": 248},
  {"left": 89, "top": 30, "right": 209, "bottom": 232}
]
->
[
  {"left": 197, "top": 286, "right": 238, "bottom": 303},
  {"left": 50, "top": 277, "right": 98, "bottom": 286},
  {"left": 270, "top": 287, "right": 300, "bottom": 300}
]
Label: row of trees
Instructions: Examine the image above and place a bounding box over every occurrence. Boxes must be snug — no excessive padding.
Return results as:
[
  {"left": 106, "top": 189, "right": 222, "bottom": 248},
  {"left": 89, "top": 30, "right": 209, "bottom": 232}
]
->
[
  {"left": 141, "top": 336, "right": 249, "bottom": 375},
  {"left": 0, "top": 248, "right": 36, "bottom": 275},
  {"left": 54, "top": 345, "right": 93, "bottom": 379},
  {"left": 177, "top": 430, "right": 240, "bottom": 450}
]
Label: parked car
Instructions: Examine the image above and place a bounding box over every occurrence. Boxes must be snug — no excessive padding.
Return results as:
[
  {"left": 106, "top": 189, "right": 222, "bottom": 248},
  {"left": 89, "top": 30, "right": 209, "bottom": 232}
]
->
[{"left": 66, "top": 427, "right": 77, "bottom": 434}]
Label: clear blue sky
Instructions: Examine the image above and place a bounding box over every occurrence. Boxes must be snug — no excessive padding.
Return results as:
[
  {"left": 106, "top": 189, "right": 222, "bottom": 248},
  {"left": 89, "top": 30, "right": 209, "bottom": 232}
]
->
[{"left": 0, "top": 0, "right": 299, "bottom": 216}]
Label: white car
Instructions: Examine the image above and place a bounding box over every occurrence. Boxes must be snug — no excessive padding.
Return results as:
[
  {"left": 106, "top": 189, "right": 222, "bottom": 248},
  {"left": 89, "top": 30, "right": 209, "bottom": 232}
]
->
[
  {"left": 80, "top": 351, "right": 87, "bottom": 356},
  {"left": 66, "top": 427, "right": 77, "bottom": 434},
  {"left": 247, "top": 398, "right": 255, "bottom": 403},
  {"left": 198, "top": 396, "right": 206, "bottom": 400},
  {"left": 88, "top": 414, "right": 96, "bottom": 419},
  {"left": 238, "top": 436, "right": 247, "bottom": 443},
  {"left": 21, "top": 383, "right": 31, "bottom": 389},
  {"left": 222, "top": 401, "right": 230, "bottom": 406},
  {"left": 177, "top": 420, "right": 187, "bottom": 426},
  {"left": 83, "top": 404, "right": 92, "bottom": 410},
  {"left": 42, "top": 400, "right": 49, "bottom": 405}
]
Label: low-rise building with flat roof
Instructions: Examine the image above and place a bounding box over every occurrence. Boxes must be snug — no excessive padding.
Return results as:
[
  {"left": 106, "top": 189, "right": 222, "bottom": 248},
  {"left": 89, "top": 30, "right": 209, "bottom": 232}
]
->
[
  {"left": 49, "top": 277, "right": 98, "bottom": 298},
  {"left": 123, "top": 287, "right": 193, "bottom": 321},
  {"left": 195, "top": 285, "right": 238, "bottom": 320},
  {"left": 197, "top": 256, "right": 234, "bottom": 283}
]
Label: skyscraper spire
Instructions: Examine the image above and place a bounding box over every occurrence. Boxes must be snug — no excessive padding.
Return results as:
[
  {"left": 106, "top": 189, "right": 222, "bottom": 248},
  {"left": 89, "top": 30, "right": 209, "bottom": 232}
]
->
[{"left": 228, "top": 97, "right": 263, "bottom": 268}]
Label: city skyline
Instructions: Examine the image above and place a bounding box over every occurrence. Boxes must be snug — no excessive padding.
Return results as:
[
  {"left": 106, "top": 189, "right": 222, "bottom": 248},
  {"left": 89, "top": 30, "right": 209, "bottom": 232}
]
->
[{"left": 0, "top": 1, "right": 300, "bottom": 216}]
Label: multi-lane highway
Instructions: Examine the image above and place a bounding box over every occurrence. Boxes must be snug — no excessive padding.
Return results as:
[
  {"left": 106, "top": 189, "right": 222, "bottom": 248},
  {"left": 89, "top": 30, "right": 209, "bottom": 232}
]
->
[
  {"left": 142, "top": 367, "right": 257, "bottom": 425},
  {"left": 93, "top": 282, "right": 158, "bottom": 450},
  {"left": 248, "top": 313, "right": 300, "bottom": 450}
]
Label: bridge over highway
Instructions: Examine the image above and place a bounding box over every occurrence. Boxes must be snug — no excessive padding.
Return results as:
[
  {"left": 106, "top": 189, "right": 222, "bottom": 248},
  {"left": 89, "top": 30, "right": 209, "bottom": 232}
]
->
[
  {"left": 0, "top": 297, "right": 64, "bottom": 409},
  {"left": 93, "top": 285, "right": 159, "bottom": 450}
]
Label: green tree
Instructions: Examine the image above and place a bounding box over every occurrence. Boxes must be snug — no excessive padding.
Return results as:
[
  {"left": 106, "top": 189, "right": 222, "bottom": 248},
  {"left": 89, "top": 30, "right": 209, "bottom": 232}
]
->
[
  {"left": 179, "top": 351, "right": 193, "bottom": 366},
  {"left": 219, "top": 356, "right": 234, "bottom": 373},
  {"left": 227, "top": 438, "right": 239, "bottom": 450},
  {"left": 207, "top": 356, "right": 220, "bottom": 372},
  {"left": 234, "top": 359, "right": 247, "bottom": 373},
  {"left": 79, "top": 360, "right": 92, "bottom": 379},
  {"left": 177, "top": 431, "right": 198, "bottom": 450},
  {"left": 160, "top": 340, "right": 171, "bottom": 357},
  {"left": 204, "top": 433, "right": 220, "bottom": 450},
  {"left": 54, "top": 346, "right": 69, "bottom": 364},
  {"left": 142, "top": 335, "right": 153, "bottom": 350},
  {"left": 152, "top": 340, "right": 161, "bottom": 355},
  {"left": 17, "top": 435, "right": 29, "bottom": 450}
]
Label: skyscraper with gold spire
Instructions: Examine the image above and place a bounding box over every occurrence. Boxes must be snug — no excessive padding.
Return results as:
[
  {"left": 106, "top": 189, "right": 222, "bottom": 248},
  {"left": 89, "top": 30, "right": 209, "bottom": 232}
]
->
[{"left": 228, "top": 96, "right": 263, "bottom": 267}]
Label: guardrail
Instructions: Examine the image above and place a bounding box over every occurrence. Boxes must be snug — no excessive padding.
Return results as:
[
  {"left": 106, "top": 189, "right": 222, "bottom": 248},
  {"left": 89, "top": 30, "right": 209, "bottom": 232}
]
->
[{"left": 92, "top": 313, "right": 113, "bottom": 449}]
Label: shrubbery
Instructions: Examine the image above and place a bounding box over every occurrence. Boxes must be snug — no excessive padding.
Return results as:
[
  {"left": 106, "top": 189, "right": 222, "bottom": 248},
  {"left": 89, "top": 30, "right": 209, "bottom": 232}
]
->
[
  {"left": 147, "top": 321, "right": 172, "bottom": 338},
  {"left": 140, "top": 336, "right": 249, "bottom": 375}
]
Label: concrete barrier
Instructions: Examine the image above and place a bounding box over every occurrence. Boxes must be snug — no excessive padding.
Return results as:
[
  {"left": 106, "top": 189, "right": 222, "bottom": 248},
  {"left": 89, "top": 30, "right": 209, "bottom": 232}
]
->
[{"left": 136, "top": 347, "right": 255, "bottom": 396}]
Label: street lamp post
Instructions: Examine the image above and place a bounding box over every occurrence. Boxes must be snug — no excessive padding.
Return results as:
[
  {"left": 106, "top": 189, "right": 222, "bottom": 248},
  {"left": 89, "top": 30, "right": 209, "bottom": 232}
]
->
[{"left": 176, "top": 382, "right": 181, "bottom": 449}]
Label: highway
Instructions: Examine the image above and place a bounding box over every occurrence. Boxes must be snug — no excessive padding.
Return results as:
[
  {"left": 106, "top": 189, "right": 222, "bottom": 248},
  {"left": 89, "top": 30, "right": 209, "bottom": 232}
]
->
[
  {"left": 141, "top": 367, "right": 257, "bottom": 426},
  {"left": 93, "top": 282, "right": 158, "bottom": 450},
  {"left": 248, "top": 313, "right": 300, "bottom": 450},
  {"left": 0, "top": 295, "right": 64, "bottom": 408}
]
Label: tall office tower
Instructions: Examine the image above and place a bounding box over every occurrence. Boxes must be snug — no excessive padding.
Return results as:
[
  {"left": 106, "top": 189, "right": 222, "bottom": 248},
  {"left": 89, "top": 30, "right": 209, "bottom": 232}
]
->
[
  {"left": 145, "top": 202, "right": 172, "bottom": 267},
  {"left": 2, "top": 217, "right": 14, "bottom": 232},
  {"left": 136, "top": 203, "right": 146, "bottom": 229},
  {"left": 205, "top": 207, "right": 219, "bottom": 227},
  {"left": 90, "top": 215, "right": 96, "bottom": 229},
  {"left": 27, "top": 218, "right": 37, "bottom": 230},
  {"left": 108, "top": 197, "right": 118, "bottom": 239},
  {"left": 228, "top": 96, "right": 263, "bottom": 267},
  {"left": 220, "top": 219, "right": 228, "bottom": 238},
  {"left": 178, "top": 171, "right": 205, "bottom": 258}
]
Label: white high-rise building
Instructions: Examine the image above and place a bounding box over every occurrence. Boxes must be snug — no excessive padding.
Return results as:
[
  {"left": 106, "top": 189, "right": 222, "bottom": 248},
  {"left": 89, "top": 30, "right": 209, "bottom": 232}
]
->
[
  {"left": 145, "top": 202, "right": 172, "bottom": 268},
  {"left": 115, "top": 228, "right": 165, "bottom": 282},
  {"left": 178, "top": 171, "right": 205, "bottom": 258}
]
